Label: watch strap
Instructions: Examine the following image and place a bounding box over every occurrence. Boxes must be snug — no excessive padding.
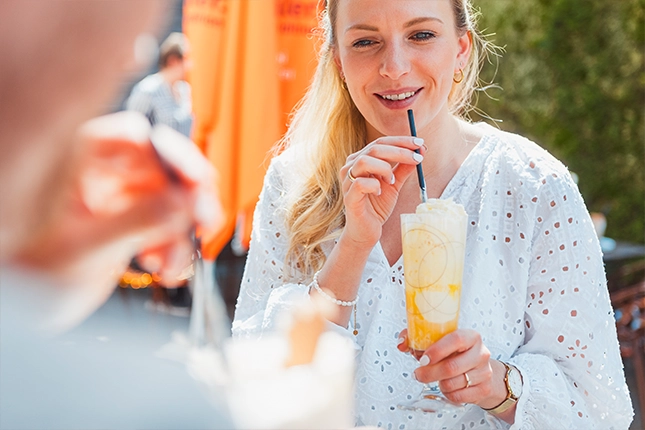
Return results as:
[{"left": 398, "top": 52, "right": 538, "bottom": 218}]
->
[{"left": 482, "top": 362, "right": 519, "bottom": 415}]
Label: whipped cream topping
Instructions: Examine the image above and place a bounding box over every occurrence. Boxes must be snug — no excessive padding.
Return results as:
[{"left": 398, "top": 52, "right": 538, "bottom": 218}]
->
[{"left": 415, "top": 198, "right": 467, "bottom": 217}]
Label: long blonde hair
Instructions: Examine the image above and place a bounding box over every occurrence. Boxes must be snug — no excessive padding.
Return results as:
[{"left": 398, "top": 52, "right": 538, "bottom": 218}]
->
[{"left": 280, "top": 0, "right": 487, "bottom": 281}]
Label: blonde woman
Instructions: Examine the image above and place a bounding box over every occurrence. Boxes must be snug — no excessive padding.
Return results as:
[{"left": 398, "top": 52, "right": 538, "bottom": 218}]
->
[{"left": 233, "top": 0, "right": 633, "bottom": 428}]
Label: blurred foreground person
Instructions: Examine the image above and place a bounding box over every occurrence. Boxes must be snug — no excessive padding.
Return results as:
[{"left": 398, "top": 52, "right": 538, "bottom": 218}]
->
[{"left": 0, "top": 1, "right": 229, "bottom": 428}]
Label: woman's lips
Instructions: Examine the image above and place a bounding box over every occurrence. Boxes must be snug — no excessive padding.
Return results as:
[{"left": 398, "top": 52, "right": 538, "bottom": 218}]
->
[{"left": 375, "top": 88, "right": 421, "bottom": 109}]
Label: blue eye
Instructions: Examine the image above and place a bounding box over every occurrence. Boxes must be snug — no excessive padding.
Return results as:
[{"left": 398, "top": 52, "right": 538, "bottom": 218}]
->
[
  {"left": 411, "top": 31, "right": 435, "bottom": 41},
  {"left": 352, "top": 39, "right": 376, "bottom": 48}
]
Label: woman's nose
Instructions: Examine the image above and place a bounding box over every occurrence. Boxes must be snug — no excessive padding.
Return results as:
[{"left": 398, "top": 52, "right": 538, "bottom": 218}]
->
[{"left": 379, "top": 41, "right": 410, "bottom": 80}]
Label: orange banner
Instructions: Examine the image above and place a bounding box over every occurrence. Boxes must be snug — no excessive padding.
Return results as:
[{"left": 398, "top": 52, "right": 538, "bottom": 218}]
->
[{"left": 183, "top": 0, "right": 319, "bottom": 260}]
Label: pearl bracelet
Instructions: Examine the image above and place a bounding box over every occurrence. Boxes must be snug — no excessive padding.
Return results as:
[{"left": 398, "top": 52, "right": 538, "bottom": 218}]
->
[{"left": 310, "top": 270, "right": 359, "bottom": 307}]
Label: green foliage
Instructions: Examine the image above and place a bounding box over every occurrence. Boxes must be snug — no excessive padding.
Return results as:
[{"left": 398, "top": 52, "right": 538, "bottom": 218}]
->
[{"left": 472, "top": 0, "right": 644, "bottom": 243}]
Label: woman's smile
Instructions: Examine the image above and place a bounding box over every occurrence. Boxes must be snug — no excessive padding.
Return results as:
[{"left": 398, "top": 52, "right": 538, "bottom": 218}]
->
[{"left": 375, "top": 88, "right": 422, "bottom": 109}]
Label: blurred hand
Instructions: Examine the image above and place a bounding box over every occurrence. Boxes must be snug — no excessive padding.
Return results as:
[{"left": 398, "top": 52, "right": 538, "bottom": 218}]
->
[
  {"left": 397, "top": 328, "right": 508, "bottom": 410},
  {"left": 14, "top": 111, "right": 224, "bottom": 331}
]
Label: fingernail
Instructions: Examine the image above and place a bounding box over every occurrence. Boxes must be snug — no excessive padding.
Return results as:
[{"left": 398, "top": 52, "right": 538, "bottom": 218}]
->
[
  {"left": 419, "top": 355, "right": 430, "bottom": 366},
  {"left": 397, "top": 337, "right": 405, "bottom": 345},
  {"left": 413, "top": 153, "right": 424, "bottom": 163},
  {"left": 413, "top": 138, "right": 424, "bottom": 146},
  {"left": 412, "top": 371, "right": 418, "bottom": 381},
  {"left": 390, "top": 175, "right": 396, "bottom": 184}
]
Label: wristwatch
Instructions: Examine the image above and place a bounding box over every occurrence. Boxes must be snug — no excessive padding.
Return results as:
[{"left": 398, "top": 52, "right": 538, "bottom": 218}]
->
[{"left": 483, "top": 361, "right": 523, "bottom": 415}]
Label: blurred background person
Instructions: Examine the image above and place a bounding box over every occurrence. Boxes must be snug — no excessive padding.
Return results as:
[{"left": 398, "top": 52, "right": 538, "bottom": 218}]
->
[
  {"left": 126, "top": 32, "right": 193, "bottom": 137},
  {"left": 125, "top": 31, "right": 195, "bottom": 315},
  {"left": 0, "top": 1, "right": 228, "bottom": 428}
]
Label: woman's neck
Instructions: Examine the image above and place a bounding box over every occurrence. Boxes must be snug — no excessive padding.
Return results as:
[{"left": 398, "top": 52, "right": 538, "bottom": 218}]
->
[
  {"left": 419, "top": 109, "right": 483, "bottom": 179},
  {"left": 410, "top": 113, "right": 482, "bottom": 198}
]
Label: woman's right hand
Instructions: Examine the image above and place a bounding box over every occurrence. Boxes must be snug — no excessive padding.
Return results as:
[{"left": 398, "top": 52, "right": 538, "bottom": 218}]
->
[{"left": 339, "top": 136, "right": 425, "bottom": 247}]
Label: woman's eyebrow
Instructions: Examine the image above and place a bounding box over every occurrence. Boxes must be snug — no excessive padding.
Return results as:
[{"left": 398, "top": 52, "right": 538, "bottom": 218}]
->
[
  {"left": 345, "top": 16, "right": 443, "bottom": 34},
  {"left": 404, "top": 16, "right": 443, "bottom": 28}
]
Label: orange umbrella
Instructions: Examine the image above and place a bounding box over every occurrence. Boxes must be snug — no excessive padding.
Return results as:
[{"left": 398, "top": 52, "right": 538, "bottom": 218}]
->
[{"left": 183, "top": 0, "right": 319, "bottom": 260}]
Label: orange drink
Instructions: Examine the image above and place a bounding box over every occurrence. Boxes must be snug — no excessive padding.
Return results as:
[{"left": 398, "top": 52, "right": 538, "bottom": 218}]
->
[{"left": 401, "top": 199, "right": 467, "bottom": 352}]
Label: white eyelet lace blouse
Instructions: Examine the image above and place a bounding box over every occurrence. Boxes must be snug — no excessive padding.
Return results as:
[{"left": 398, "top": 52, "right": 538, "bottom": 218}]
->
[{"left": 232, "top": 124, "right": 633, "bottom": 429}]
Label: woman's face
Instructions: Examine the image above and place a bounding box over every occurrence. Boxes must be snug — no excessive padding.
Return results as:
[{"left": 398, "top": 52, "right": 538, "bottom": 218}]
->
[{"left": 333, "top": 0, "right": 470, "bottom": 141}]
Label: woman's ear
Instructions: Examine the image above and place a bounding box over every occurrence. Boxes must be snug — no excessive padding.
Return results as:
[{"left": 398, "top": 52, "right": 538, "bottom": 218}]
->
[
  {"left": 333, "top": 51, "right": 344, "bottom": 80},
  {"left": 455, "top": 30, "right": 472, "bottom": 72}
]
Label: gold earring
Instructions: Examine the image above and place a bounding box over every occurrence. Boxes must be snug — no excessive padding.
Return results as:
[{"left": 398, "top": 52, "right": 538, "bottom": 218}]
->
[{"left": 453, "top": 68, "right": 464, "bottom": 84}]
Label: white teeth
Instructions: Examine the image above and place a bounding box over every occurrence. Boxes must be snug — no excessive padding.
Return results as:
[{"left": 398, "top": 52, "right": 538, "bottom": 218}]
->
[{"left": 381, "top": 91, "right": 416, "bottom": 101}]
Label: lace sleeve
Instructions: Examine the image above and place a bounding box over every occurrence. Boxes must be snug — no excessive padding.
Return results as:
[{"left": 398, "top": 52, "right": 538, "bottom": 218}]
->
[
  {"left": 231, "top": 157, "right": 312, "bottom": 338},
  {"left": 505, "top": 172, "right": 633, "bottom": 429}
]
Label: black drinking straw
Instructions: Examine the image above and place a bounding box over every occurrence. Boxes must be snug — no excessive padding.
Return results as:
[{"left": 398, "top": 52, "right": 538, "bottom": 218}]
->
[{"left": 407, "top": 109, "right": 428, "bottom": 203}]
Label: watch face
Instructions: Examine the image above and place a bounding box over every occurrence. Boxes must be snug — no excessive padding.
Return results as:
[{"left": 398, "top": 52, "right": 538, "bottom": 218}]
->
[{"left": 508, "top": 367, "right": 523, "bottom": 397}]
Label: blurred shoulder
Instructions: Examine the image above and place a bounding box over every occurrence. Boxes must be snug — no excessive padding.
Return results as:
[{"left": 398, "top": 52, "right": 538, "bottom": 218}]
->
[{"left": 131, "top": 73, "right": 165, "bottom": 94}]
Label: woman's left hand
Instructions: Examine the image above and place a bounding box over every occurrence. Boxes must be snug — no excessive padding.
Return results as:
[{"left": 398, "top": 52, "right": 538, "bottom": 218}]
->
[{"left": 397, "top": 328, "right": 507, "bottom": 409}]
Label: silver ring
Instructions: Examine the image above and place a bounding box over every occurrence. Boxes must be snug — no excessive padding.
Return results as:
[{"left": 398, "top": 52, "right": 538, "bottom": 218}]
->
[
  {"left": 347, "top": 167, "right": 358, "bottom": 183},
  {"left": 464, "top": 372, "right": 471, "bottom": 389}
]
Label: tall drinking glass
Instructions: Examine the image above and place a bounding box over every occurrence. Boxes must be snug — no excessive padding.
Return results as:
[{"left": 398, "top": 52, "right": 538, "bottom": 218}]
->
[{"left": 398, "top": 199, "right": 467, "bottom": 413}]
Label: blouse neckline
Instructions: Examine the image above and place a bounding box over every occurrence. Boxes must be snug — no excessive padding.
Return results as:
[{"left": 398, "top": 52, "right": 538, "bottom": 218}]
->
[{"left": 374, "top": 124, "right": 498, "bottom": 271}]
